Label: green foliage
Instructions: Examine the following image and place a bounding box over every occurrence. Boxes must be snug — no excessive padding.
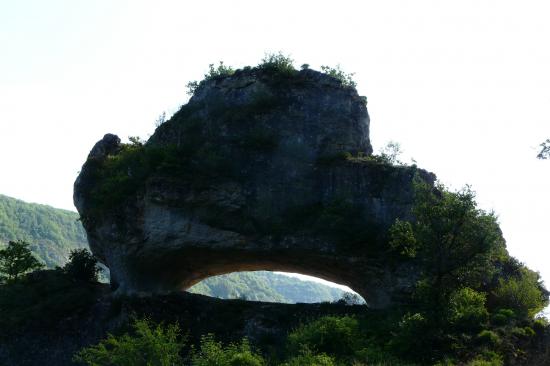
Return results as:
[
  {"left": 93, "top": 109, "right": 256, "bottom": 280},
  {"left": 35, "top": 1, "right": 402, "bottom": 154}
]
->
[
  {"left": 286, "top": 316, "right": 363, "bottom": 360},
  {"left": 466, "top": 354, "right": 503, "bottom": 366},
  {"left": 491, "top": 309, "right": 515, "bottom": 326},
  {"left": 409, "top": 184, "right": 507, "bottom": 313},
  {"left": 447, "top": 288, "right": 488, "bottom": 330},
  {"left": 74, "top": 318, "right": 185, "bottom": 366},
  {"left": 0, "top": 269, "right": 98, "bottom": 328},
  {"left": 189, "top": 271, "right": 347, "bottom": 304},
  {"left": 477, "top": 330, "right": 501, "bottom": 346},
  {"left": 0, "top": 240, "right": 43, "bottom": 283},
  {"left": 492, "top": 267, "right": 548, "bottom": 317},
  {"left": 258, "top": 52, "right": 296, "bottom": 75},
  {"left": 63, "top": 248, "right": 100, "bottom": 282},
  {"left": 388, "top": 219, "right": 418, "bottom": 258},
  {"left": 187, "top": 61, "right": 236, "bottom": 95},
  {"left": 390, "top": 313, "right": 430, "bottom": 360},
  {"left": 280, "top": 349, "right": 335, "bottom": 366},
  {"left": 0, "top": 194, "right": 88, "bottom": 268},
  {"left": 320, "top": 65, "right": 356, "bottom": 88},
  {"left": 190, "top": 334, "right": 264, "bottom": 366}
]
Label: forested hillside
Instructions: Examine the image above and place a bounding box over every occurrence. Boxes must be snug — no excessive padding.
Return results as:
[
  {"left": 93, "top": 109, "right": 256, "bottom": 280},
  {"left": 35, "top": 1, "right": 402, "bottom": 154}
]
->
[
  {"left": 189, "top": 271, "right": 346, "bottom": 303},
  {"left": 0, "top": 194, "right": 350, "bottom": 303},
  {"left": 0, "top": 194, "right": 87, "bottom": 267}
]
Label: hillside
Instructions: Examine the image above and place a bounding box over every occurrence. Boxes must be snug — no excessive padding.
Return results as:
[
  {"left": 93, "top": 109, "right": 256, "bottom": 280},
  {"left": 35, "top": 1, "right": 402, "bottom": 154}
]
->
[
  {"left": 189, "top": 271, "right": 347, "bottom": 303},
  {"left": 0, "top": 194, "right": 350, "bottom": 303},
  {"left": 0, "top": 194, "right": 88, "bottom": 267}
]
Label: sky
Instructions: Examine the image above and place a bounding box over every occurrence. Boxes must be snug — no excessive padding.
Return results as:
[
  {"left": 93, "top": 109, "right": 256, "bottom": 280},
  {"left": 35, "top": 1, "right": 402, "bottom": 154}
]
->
[{"left": 1, "top": 1, "right": 549, "bottom": 294}]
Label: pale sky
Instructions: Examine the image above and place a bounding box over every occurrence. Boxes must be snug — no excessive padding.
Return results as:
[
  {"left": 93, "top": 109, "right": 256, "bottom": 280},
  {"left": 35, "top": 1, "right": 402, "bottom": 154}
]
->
[{"left": 1, "top": 1, "right": 549, "bottom": 294}]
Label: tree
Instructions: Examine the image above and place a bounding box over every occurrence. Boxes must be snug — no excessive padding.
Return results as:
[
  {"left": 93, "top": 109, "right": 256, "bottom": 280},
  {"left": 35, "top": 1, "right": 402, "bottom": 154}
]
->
[
  {"left": 0, "top": 240, "right": 43, "bottom": 283},
  {"left": 63, "top": 248, "right": 100, "bottom": 282}
]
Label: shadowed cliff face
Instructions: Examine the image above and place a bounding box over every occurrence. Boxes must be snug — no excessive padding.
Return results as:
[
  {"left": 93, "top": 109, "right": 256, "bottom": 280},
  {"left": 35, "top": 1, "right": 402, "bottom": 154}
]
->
[{"left": 74, "top": 68, "right": 435, "bottom": 309}]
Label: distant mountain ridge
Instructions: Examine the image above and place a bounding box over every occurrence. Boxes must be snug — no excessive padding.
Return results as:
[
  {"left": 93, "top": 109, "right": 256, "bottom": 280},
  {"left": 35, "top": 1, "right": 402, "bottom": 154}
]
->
[{"left": 0, "top": 194, "right": 349, "bottom": 303}]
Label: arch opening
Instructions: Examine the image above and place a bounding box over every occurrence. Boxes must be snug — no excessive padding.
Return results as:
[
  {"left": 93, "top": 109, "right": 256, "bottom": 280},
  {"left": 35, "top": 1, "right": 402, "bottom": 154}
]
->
[{"left": 186, "top": 270, "right": 366, "bottom": 305}]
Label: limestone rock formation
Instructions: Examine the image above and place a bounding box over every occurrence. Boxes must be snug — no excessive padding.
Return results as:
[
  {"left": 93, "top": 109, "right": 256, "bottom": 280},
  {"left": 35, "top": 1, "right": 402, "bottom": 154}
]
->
[{"left": 74, "top": 67, "right": 435, "bottom": 308}]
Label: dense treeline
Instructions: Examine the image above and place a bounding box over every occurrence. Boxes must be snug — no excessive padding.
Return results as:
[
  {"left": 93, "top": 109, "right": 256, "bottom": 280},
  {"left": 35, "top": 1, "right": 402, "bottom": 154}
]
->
[{"left": 0, "top": 195, "right": 88, "bottom": 267}]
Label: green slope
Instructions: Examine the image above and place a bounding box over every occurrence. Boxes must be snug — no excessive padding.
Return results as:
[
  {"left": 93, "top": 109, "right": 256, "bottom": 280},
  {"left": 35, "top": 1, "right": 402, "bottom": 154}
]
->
[
  {"left": 189, "top": 271, "right": 348, "bottom": 303},
  {"left": 0, "top": 194, "right": 87, "bottom": 267},
  {"left": 0, "top": 194, "right": 353, "bottom": 303}
]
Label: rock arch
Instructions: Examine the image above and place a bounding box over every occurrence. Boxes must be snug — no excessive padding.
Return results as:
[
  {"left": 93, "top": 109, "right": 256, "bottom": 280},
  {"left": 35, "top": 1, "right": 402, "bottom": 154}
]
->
[{"left": 74, "top": 68, "right": 435, "bottom": 309}]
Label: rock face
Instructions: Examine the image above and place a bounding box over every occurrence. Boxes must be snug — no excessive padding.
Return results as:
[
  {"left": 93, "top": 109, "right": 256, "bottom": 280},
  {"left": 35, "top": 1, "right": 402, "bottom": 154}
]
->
[{"left": 74, "top": 67, "right": 435, "bottom": 308}]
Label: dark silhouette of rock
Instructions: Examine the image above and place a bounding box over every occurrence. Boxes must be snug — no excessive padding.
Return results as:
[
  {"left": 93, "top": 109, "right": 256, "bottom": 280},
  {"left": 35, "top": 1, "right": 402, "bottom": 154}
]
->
[{"left": 74, "top": 67, "right": 435, "bottom": 308}]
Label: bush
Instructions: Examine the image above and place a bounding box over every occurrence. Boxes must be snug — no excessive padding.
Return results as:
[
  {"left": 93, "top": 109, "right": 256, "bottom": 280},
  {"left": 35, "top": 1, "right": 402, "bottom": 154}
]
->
[
  {"left": 476, "top": 330, "right": 501, "bottom": 346},
  {"left": 280, "top": 349, "right": 335, "bottom": 366},
  {"left": 388, "top": 219, "right": 418, "bottom": 258},
  {"left": 63, "top": 249, "right": 100, "bottom": 282},
  {"left": 74, "top": 318, "right": 185, "bottom": 366},
  {"left": 466, "top": 352, "right": 503, "bottom": 366},
  {"left": 191, "top": 334, "right": 264, "bottom": 366},
  {"left": 186, "top": 61, "right": 235, "bottom": 95},
  {"left": 258, "top": 52, "right": 295, "bottom": 75},
  {"left": 447, "top": 288, "right": 488, "bottom": 330},
  {"left": 492, "top": 267, "right": 548, "bottom": 318},
  {"left": 491, "top": 309, "right": 515, "bottom": 326},
  {"left": 286, "top": 316, "right": 362, "bottom": 360},
  {"left": 320, "top": 65, "right": 356, "bottom": 88}
]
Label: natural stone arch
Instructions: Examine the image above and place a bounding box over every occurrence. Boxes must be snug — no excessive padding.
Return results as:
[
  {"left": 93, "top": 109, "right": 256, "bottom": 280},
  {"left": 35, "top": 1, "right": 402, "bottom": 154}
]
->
[{"left": 74, "top": 67, "right": 435, "bottom": 309}]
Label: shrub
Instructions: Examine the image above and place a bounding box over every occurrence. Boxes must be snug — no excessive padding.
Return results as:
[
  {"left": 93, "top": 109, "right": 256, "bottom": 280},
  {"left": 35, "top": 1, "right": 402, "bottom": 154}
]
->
[
  {"left": 492, "top": 267, "right": 548, "bottom": 318},
  {"left": 258, "top": 52, "right": 295, "bottom": 75},
  {"left": 280, "top": 349, "right": 335, "bottom": 366},
  {"left": 491, "top": 309, "right": 515, "bottom": 326},
  {"left": 286, "top": 316, "right": 362, "bottom": 360},
  {"left": 191, "top": 334, "right": 264, "bottom": 366},
  {"left": 74, "top": 318, "right": 185, "bottom": 366},
  {"left": 388, "top": 219, "right": 418, "bottom": 258},
  {"left": 320, "top": 65, "right": 356, "bottom": 88},
  {"left": 476, "top": 330, "right": 501, "bottom": 346},
  {"left": 186, "top": 61, "right": 235, "bottom": 95},
  {"left": 447, "top": 288, "right": 488, "bottom": 330},
  {"left": 390, "top": 313, "right": 430, "bottom": 360},
  {"left": 466, "top": 352, "right": 503, "bottom": 366},
  {"left": 533, "top": 317, "right": 549, "bottom": 332},
  {"left": 63, "top": 248, "right": 100, "bottom": 282}
]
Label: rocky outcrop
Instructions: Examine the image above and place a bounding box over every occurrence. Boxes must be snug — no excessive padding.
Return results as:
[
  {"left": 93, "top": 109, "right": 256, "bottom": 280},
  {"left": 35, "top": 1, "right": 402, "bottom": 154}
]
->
[{"left": 74, "top": 67, "right": 435, "bottom": 308}]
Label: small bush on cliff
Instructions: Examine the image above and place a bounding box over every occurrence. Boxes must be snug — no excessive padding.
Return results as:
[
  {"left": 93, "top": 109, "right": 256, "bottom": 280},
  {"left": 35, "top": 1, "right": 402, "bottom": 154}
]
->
[
  {"left": 320, "top": 65, "right": 356, "bottom": 88},
  {"left": 258, "top": 52, "right": 296, "bottom": 75},
  {"left": 187, "top": 61, "right": 236, "bottom": 95},
  {"left": 0, "top": 240, "right": 43, "bottom": 284},
  {"left": 74, "top": 318, "right": 185, "bottom": 366},
  {"left": 63, "top": 248, "right": 100, "bottom": 282}
]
